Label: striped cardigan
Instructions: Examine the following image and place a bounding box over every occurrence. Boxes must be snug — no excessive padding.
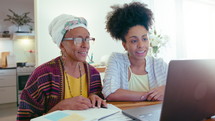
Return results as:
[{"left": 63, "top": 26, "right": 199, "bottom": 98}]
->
[
  {"left": 17, "top": 56, "right": 102, "bottom": 121},
  {"left": 102, "top": 52, "right": 168, "bottom": 98}
]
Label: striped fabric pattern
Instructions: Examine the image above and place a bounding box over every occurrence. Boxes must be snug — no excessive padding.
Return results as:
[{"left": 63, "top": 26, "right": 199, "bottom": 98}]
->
[
  {"left": 102, "top": 52, "right": 168, "bottom": 98},
  {"left": 17, "top": 56, "right": 102, "bottom": 121}
]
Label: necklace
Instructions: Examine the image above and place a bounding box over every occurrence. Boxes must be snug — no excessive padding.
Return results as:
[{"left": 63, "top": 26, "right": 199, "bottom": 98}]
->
[{"left": 65, "top": 63, "right": 82, "bottom": 97}]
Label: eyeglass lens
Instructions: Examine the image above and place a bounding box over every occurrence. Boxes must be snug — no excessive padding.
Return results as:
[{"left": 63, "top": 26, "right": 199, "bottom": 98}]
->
[{"left": 74, "top": 38, "right": 95, "bottom": 45}]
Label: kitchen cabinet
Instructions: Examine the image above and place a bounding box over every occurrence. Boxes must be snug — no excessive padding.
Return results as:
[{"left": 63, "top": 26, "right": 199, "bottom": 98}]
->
[{"left": 0, "top": 68, "right": 16, "bottom": 104}]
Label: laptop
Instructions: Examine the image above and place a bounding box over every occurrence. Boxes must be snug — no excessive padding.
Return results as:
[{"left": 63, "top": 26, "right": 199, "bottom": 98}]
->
[{"left": 122, "top": 59, "right": 215, "bottom": 121}]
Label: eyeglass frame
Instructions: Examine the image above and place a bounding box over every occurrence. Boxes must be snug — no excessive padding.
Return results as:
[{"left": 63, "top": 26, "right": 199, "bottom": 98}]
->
[{"left": 62, "top": 37, "right": 95, "bottom": 46}]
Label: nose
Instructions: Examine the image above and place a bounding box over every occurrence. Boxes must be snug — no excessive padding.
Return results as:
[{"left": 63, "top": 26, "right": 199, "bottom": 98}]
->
[
  {"left": 137, "top": 40, "right": 144, "bottom": 48},
  {"left": 80, "top": 41, "right": 89, "bottom": 48}
]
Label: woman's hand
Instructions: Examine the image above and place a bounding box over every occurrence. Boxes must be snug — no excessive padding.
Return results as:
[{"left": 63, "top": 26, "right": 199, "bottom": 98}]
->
[
  {"left": 48, "top": 96, "right": 92, "bottom": 113},
  {"left": 88, "top": 94, "right": 107, "bottom": 108},
  {"left": 147, "top": 85, "right": 165, "bottom": 101}
]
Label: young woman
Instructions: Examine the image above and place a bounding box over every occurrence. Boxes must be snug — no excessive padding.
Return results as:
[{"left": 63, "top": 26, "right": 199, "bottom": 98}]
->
[{"left": 102, "top": 2, "right": 168, "bottom": 101}]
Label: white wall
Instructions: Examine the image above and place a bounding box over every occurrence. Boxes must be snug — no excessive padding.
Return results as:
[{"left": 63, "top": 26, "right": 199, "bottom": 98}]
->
[{"left": 35, "top": 0, "right": 136, "bottom": 65}]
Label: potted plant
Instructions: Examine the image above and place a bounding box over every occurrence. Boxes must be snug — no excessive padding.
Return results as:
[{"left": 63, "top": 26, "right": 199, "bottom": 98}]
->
[
  {"left": 149, "top": 27, "right": 169, "bottom": 57},
  {"left": 4, "top": 9, "right": 33, "bottom": 33}
]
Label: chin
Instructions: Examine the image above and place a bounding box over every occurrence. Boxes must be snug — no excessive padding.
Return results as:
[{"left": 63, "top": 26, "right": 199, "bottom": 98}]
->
[{"left": 78, "top": 58, "right": 87, "bottom": 62}]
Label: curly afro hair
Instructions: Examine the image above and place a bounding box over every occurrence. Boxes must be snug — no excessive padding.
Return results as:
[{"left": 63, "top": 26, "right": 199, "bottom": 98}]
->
[{"left": 106, "top": 2, "right": 154, "bottom": 42}]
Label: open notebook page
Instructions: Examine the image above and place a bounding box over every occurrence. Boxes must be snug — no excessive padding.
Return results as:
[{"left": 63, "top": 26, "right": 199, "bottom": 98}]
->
[{"left": 31, "top": 104, "right": 121, "bottom": 121}]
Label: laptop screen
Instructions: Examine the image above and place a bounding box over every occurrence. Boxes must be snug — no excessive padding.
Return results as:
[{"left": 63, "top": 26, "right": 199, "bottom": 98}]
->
[{"left": 160, "top": 59, "right": 215, "bottom": 121}]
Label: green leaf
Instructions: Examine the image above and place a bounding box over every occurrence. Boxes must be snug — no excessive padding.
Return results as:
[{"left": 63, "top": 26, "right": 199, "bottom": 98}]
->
[
  {"left": 153, "top": 46, "right": 159, "bottom": 54},
  {"left": 4, "top": 9, "right": 33, "bottom": 26}
]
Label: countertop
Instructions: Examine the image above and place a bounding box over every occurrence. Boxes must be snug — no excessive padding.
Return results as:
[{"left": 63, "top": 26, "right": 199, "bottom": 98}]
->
[{"left": 0, "top": 67, "right": 16, "bottom": 69}]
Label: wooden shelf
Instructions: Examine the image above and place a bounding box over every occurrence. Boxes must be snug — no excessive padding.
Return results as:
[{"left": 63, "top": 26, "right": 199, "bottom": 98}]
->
[
  {"left": 12, "top": 33, "right": 34, "bottom": 40},
  {"left": 0, "top": 37, "right": 11, "bottom": 40},
  {"left": 13, "top": 32, "right": 34, "bottom": 36}
]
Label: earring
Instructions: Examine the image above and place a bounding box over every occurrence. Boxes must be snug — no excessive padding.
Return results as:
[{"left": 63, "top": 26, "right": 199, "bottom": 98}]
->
[{"left": 61, "top": 50, "right": 66, "bottom": 59}]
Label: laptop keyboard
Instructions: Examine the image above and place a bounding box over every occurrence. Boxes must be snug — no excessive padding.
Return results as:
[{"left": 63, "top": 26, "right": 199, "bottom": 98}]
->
[{"left": 138, "top": 110, "right": 160, "bottom": 121}]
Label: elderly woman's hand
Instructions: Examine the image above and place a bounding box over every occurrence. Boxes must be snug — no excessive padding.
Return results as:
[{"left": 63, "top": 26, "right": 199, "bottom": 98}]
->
[
  {"left": 88, "top": 94, "right": 107, "bottom": 108},
  {"left": 146, "top": 85, "right": 166, "bottom": 101},
  {"left": 48, "top": 96, "right": 92, "bottom": 113}
]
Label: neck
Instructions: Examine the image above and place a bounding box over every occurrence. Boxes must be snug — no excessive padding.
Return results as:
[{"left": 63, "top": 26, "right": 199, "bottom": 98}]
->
[
  {"left": 129, "top": 57, "right": 146, "bottom": 68},
  {"left": 129, "top": 56, "right": 147, "bottom": 75},
  {"left": 62, "top": 56, "right": 82, "bottom": 77}
]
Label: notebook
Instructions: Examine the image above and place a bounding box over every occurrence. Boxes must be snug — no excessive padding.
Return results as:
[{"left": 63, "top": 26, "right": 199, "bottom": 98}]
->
[
  {"left": 31, "top": 104, "right": 121, "bottom": 121},
  {"left": 122, "top": 59, "right": 215, "bottom": 121}
]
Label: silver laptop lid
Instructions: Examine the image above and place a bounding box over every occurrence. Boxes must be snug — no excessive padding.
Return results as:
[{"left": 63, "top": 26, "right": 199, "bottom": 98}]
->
[{"left": 160, "top": 59, "right": 215, "bottom": 121}]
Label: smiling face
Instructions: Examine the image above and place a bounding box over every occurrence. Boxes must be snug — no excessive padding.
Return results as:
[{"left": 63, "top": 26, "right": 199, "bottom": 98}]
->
[
  {"left": 123, "top": 25, "right": 149, "bottom": 61},
  {"left": 60, "top": 27, "right": 90, "bottom": 62}
]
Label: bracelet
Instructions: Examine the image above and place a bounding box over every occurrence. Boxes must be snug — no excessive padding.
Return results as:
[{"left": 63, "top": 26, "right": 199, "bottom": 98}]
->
[{"left": 140, "top": 95, "right": 145, "bottom": 101}]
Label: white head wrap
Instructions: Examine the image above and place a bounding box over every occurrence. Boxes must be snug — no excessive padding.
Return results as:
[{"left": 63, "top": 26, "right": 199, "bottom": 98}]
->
[{"left": 49, "top": 14, "right": 88, "bottom": 47}]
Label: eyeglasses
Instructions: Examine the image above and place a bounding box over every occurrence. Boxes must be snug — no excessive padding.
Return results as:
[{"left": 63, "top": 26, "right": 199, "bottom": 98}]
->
[{"left": 63, "top": 37, "right": 95, "bottom": 46}]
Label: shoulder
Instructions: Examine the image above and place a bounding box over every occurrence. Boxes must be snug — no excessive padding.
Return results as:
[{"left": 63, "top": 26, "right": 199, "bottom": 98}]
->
[
  {"left": 36, "top": 56, "right": 62, "bottom": 71},
  {"left": 110, "top": 52, "right": 126, "bottom": 58},
  {"left": 109, "top": 52, "right": 130, "bottom": 64},
  {"left": 26, "top": 57, "right": 63, "bottom": 89},
  {"left": 32, "top": 56, "right": 63, "bottom": 78},
  {"left": 145, "top": 56, "right": 168, "bottom": 72},
  {"left": 87, "top": 63, "right": 99, "bottom": 74},
  {"left": 146, "top": 56, "right": 166, "bottom": 65}
]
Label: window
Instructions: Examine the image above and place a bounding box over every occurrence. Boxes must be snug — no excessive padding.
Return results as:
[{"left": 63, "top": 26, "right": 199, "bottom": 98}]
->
[{"left": 146, "top": 0, "right": 215, "bottom": 60}]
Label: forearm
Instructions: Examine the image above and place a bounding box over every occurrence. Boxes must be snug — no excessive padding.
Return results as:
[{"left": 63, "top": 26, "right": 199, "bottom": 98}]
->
[
  {"left": 106, "top": 89, "right": 148, "bottom": 101},
  {"left": 47, "top": 102, "right": 61, "bottom": 113}
]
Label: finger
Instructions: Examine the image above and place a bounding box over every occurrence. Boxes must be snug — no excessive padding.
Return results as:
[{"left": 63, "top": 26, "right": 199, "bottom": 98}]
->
[
  {"left": 147, "top": 94, "right": 153, "bottom": 101},
  {"left": 153, "top": 93, "right": 161, "bottom": 101},
  {"left": 139, "top": 92, "right": 152, "bottom": 101},
  {"left": 95, "top": 98, "right": 101, "bottom": 108},
  {"left": 102, "top": 100, "right": 107, "bottom": 108},
  {"left": 90, "top": 96, "right": 96, "bottom": 108},
  {"left": 147, "top": 92, "right": 155, "bottom": 101},
  {"left": 151, "top": 92, "right": 159, "bottom": 101},
  {"left": 145, "top": 91, "right": 154, "bottom": 97},
  {"left": 147, "top": 92, "right": 158, "bottom": 101}
]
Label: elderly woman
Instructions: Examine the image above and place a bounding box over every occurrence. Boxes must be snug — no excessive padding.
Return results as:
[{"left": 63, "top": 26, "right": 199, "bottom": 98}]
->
[
  {"left": 17, "top": 14, "right": 106, "bottom": 121},
  {"left": 102, "top": 2, "right": 168, "bottom": 102}
]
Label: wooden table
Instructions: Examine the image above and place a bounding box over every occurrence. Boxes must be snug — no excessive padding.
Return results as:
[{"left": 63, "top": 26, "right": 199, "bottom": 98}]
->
[
  {"left": 95, "top": 67, "right": 106, "bottom": 73},
  {"left": 108, "top": 101, "right": 215, "bottom": 121},
  {"left": 109, "top": 101, "right": 161, "bottom": 110}
]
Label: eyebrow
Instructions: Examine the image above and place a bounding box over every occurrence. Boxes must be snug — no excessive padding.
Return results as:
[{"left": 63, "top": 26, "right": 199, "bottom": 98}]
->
[
  {"left": 129, "top": 34, "right": 148, "bottom": 39},
  {"left": 142, "top": 34, "right": 148, "bottom": 37}
]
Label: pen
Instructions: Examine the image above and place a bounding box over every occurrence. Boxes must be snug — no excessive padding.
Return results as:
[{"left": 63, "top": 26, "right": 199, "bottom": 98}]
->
[
  {"left": 101, "top": 103, "right": 108, "bottom": 109},
  {"left": 101, "top": 105, "right": 108, "bottom": 109}
]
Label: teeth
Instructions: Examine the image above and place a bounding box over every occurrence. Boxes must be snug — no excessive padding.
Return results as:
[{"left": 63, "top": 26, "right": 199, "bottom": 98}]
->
[
  {"left": 79, "top": 52, "right": 87, "bottom": 54},
  {"left": 136, "top": 51, "right": 145, "bottom": 54}
]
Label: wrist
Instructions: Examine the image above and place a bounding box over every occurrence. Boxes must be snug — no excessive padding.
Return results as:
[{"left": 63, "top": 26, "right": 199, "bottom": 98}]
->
[{"left": 51, "top": 101, "right": 63, "bottom": 111}]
